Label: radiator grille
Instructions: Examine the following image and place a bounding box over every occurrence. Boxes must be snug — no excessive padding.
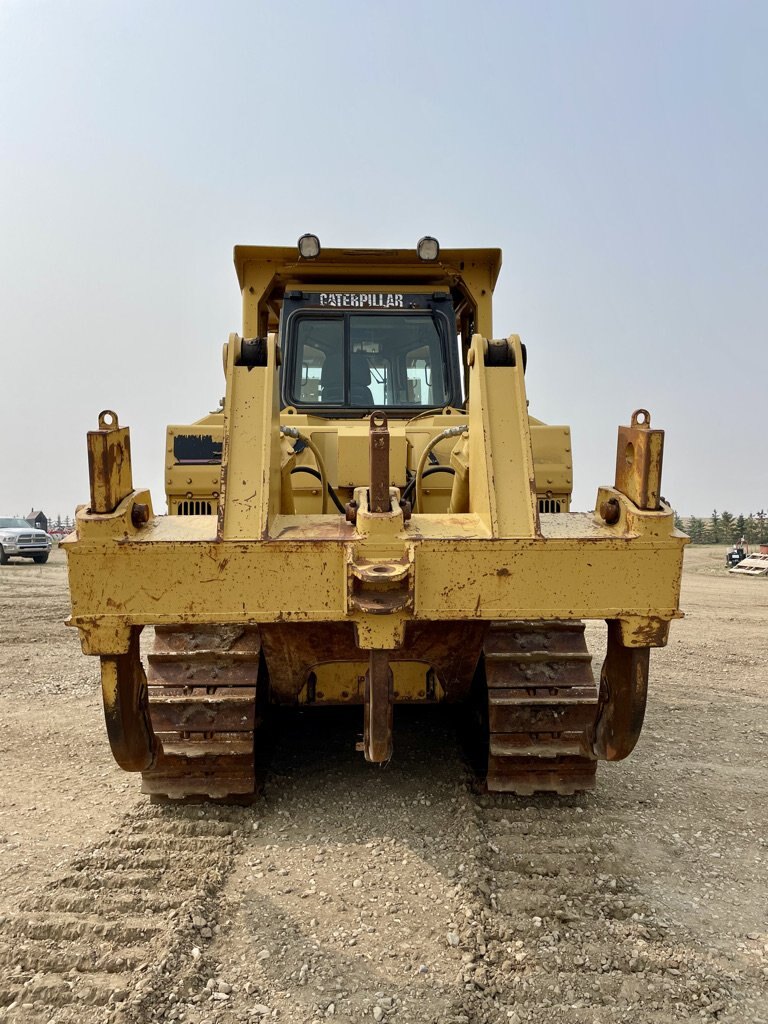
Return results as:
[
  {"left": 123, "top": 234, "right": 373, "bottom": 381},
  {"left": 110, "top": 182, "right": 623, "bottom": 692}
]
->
[
  {"left": 177, "top": 500, "right": 213, "bottom": 515},
  {"left": 538, "top": 498, "right": 562, "bottom": 513}
]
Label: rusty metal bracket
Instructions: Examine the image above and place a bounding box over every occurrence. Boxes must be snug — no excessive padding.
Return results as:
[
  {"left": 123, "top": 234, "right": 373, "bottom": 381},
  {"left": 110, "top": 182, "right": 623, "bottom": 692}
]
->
[
  {"left": 369, "top": 411, "right": 390, "bottom": 513},
  {"left": 615, "top": 409, "right": 664, "bottom": 510},
  {"left": 99, "top": 628, "right": 160, "bottom": 771},
  {"left": 349, "top": 556, "right": 412, "bottom": 615},
  {"left": 87, "top": 410, "right": 134, "bottom": 514},
  {"left": 591, "top": 620, "right": 650, "bottom": 761},
  {"left": 363, "top": 650, "right": 394, "bottom": 762}
]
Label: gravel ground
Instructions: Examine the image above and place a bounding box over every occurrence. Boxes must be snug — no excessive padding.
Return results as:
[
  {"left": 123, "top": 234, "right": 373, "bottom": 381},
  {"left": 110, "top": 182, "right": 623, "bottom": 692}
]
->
[{"left": 0, "top": 546, "right": 766, "bottom": 1023}]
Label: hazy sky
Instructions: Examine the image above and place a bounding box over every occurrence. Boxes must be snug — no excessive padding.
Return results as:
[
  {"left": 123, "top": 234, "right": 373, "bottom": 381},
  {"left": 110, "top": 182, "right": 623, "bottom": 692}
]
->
[{"left": 1, "top": 1, "right": 766, "bottom": 520}]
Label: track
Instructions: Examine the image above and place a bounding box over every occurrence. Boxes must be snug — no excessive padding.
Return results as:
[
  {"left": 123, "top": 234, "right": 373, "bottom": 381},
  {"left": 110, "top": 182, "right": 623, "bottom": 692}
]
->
[
  {"left": 0, "top": 806, "right": 244, "bottom": 1023},
  {"left": 483, "top": 621, "right": 598, "bottom": 795},
  {"left": 142, "top": 626, "right": 263, "bottom": 801},
  {"left": 143, "top": 620, "right": 597, "bottom": 801}
]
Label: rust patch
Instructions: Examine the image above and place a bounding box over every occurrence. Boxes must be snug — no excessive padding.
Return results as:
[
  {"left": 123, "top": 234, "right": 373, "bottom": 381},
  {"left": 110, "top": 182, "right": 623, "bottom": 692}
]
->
[
  {"left": 369, "top": 411, "right": 391, "bottom": 514},
  {"left": 100, "top": 628, "right": 159, "bottom": 772},
  {"left": 349, "top": 554, "right": 413, "bottom": 615},
  {"left": 259, "top": 620, "right": 485, "bottom": 704},
  {"left": 87, "top": 414, "right": 134, "bottom": 514},
  {"left": 615, "top": 410, "right": 665, "bottom": 510},
  {"left": 363, "top": 650, "right": 393, "bottom": 762},
  {"left": 591, "top": 620, "right": 650, "bottom": 761}
]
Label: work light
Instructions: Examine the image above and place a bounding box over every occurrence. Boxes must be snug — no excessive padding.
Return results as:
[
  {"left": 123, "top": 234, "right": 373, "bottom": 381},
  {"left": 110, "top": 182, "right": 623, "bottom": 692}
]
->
[
  {"left": 416, "top": 236, "right": 440, "bottom": 261},
  {"left": 298, "top": 233, "right": 321, "bottom": 259}
]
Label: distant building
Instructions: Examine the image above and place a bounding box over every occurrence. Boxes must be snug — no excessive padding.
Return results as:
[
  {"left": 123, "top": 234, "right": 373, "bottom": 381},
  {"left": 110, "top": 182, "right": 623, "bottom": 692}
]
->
[{"left": 26, "top": 509, "right": 48, "bottom": 532}]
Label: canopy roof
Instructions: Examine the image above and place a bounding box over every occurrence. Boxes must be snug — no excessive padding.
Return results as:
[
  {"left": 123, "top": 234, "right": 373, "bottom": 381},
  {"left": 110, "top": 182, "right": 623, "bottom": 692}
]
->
[{"left": 233, "top": 245, "right": 502, "bottom": 292}]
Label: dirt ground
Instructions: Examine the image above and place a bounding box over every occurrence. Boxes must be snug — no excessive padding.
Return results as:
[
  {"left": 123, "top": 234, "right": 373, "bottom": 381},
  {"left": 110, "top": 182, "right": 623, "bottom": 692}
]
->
[{"left": 0, "top": 546, "right": 766, "bottom": 1023}]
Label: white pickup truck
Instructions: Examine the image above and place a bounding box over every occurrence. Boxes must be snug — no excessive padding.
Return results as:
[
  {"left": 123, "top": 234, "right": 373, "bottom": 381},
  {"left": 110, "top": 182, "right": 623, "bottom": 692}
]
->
[{"left": 0, "top": 518, "right": 52, "bottom": 564}]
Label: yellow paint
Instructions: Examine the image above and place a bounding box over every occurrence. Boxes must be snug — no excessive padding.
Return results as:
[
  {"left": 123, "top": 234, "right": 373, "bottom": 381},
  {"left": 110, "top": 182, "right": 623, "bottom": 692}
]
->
[
  {"left": 299, "top": 661, "right": 443, "bottom": 704},
  {"left": 65, "top": 243, "right": 687, "bottom": 680}
]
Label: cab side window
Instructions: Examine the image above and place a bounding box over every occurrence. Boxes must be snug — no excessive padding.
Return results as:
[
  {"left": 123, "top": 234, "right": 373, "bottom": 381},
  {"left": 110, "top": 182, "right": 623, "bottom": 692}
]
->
[{"left": 293, "top": 318, "right": 344, "bottom": 404}]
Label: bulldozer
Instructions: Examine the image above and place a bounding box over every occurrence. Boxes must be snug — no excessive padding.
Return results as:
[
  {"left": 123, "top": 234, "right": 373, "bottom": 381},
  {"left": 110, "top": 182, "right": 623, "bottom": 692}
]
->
[{"left": 63, "top": 235, "right": 687, "bottom": 801}]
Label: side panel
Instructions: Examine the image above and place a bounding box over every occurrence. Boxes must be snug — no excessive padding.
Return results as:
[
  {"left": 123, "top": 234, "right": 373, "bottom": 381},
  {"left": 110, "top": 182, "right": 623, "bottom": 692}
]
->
[{"left": 219, "top": 335, "right": 282, "bottom": 540}]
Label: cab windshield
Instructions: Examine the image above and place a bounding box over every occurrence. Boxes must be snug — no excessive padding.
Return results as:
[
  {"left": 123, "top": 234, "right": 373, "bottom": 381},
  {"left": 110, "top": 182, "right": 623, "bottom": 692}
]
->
[
  {"left": 288, "top": 312, "right": 450, "bottom": 409},
  {"left": 0, "top": 518, "right": 32, "bottom": 529}
]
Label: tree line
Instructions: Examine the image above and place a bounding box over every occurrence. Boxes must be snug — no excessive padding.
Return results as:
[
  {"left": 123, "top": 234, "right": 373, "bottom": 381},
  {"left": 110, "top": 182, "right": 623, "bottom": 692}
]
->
[
  {"left": 51, "top": 514, "right": 74, "bottom": 531},
  {"left": 676, "top": 510, "right": 767, "bottom": 545}
]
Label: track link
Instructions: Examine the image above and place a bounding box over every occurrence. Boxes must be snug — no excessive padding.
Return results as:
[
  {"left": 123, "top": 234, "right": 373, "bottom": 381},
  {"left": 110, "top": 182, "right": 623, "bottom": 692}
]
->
[
  {"left": 142, "top": 626, "right": 262, "bottom": 801},
  {"left": 483, "top": 620, "right": 598, "bottom": 795}
]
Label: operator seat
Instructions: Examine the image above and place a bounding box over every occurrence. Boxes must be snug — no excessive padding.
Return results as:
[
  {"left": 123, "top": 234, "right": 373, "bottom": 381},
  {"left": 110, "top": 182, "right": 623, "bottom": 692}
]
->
[
  {"left": 350, "top": 354, "right": 374, "bottom": 405},
  {"left": 319, "top": 354, "right": 343, "bottom": 404}
]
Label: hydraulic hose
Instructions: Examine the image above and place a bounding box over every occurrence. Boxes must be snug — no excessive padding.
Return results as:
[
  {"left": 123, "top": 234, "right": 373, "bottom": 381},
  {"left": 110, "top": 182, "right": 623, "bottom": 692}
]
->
[
  {"left": 414, "top": 425, "right": 468, "bottom": 513},
  {"left": 401, "top": 466, "right": 455, "bottom": 506},
  {"left": 280, "top": 426, "right": 330, "bottom": 514},
  {"left": 405, "top": 405, "right": 465, "bottom": 425},
  {"left": 290, "top": 466, "right": 347, "bottom": 514}
]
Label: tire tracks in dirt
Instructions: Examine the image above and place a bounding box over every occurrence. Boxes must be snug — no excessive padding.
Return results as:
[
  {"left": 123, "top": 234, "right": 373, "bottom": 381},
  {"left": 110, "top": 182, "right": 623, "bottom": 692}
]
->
[
  {"left": 454, "top": 791, "right": 766, "bottom": 1023},
  {"left": 0, "top": 709, "right": 766, "bottom": 1024},
  {"left": 0, "top": 805, "right": 246, "bottom": 1023}
]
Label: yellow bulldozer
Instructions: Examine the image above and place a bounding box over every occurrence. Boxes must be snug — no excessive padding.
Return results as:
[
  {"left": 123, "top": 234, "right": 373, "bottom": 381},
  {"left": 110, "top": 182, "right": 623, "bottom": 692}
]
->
[{"left": 64, "top": 235, "right": 687, "bottom": 801}]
